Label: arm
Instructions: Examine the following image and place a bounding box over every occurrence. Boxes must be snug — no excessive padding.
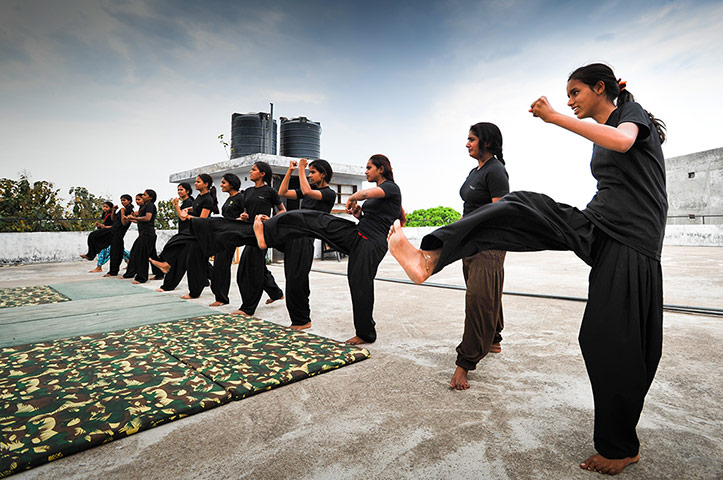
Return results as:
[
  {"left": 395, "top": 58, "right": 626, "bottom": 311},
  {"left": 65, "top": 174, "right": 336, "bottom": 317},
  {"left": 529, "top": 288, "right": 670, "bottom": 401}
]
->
[
  {"left": 345, "top": 186, "right": 386, "bottom": 212},
  {"left": 199, "top": 208, "right": 211, "bottom": 219},
  {"left": 276, "top": 203, "right": 286, "bottom": 214},
  {"left": 530, "top": 96, "right": 638, "bottom": 153},
  {"left": 121, "top": 207, "right": 130, "bottom": 226},
  {"left": 278, "top": 160, "right": 298, "bottom": 199},
  {"left": 134, "top": 212, "right": 153, "bottom": 222},
  {"left": 298, "top": 158, "right": 322, "bottom": 200}
]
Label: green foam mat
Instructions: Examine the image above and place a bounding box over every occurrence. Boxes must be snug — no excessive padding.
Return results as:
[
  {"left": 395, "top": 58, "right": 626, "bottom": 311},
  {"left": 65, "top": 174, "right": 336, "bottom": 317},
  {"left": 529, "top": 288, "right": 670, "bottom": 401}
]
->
[
  {"left": 0, "top": 314, "right": 369, "bottom": 477},
  {"left": 0, "top": 286, "right": 69, "bottom": 309}
]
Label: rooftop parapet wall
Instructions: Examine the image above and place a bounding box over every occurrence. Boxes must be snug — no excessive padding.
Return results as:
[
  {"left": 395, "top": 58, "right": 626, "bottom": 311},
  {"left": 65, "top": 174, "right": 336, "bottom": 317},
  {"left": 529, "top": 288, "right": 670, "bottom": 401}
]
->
[{"left": 666, "top": 147, "right": 723, "bottom": 223}]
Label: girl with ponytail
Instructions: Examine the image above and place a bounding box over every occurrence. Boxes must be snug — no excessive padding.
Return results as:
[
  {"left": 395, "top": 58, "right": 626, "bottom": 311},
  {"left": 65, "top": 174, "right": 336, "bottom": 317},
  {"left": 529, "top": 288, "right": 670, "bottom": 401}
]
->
[{"left": 389, "top": 63, "right": 666, "bottom": 475}]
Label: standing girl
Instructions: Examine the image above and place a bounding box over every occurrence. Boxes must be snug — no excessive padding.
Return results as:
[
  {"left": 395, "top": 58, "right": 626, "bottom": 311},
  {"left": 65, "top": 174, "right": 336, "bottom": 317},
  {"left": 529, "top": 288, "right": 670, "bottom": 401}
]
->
[
  {"left": 152, "top": 174, "right": 218, "bottom": 297},
  {"left": 209, "top": 173, "right": 244, "bottom": 306},
  {"left": 388, "top": 63, "right": 666, "bottom": 475},
  {"left": 80, "top": 201, "right": 114, "bottom": 264},
  {"left": 450, "top": 122, "right": 509, "bottom": 390},
  {"left": 234, "top": 161, "right": 285, "bottom": 316},
  {"left": 277, "top": 158, "right": 336, "bottom": 330},
  {"left": 105, "top": 194, "right": 134, "bottom": 277},
  {"left": 254, "top": 154, "right": 403, "bottom": 345},
  {"left": 124, "top": 189, "right": 162, "bottom": 284}
]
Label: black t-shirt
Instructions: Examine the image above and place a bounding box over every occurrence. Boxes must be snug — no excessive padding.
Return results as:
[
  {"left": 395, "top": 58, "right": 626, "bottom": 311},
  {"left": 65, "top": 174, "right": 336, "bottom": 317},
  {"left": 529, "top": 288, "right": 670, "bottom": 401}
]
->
[
  {"left": 192, "top": 193, "right": 215, "bottom": 217},
  {"left": 137, "top": 201, "right": 156, "bottom": 235},
  {"left": 295, "top": 185, "right": 336, "bottom": 213},
  {"left": 357, "top": 180, "right": 402, "bottom": 245},
  {"left": 582, "top": 101, "right": 668, "bottom": 260},
  {"left": 459, "top": 157, "right": 509, "bottom": 216},
  {"left": 244, "top": 185, "right": 281, "bottom": 220},
  {"left": 221, "top": 192, "right": 245, "bottom": 220},
  {"left": 178, "top": 197, "right": 194, "bottom": 233},
  {"left": 111, "top": 204, "right": 134, "bottom": 234},
  {"left": 99, "top": 212, "right": 113, "bottom": 228}
]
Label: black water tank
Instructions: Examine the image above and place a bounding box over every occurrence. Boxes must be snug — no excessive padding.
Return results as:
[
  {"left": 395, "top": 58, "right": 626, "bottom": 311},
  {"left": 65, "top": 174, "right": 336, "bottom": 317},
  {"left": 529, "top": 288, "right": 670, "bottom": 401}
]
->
[
  {"left": 230, "top": 112, "right": 277, "bottom": 158},
  {"left": 280, "top": 117, "right": 321, "bottom": 159}
]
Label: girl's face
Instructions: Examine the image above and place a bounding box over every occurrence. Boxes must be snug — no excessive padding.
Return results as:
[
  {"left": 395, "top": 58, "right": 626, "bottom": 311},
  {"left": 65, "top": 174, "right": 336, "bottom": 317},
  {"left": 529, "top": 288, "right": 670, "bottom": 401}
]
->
[
  {"left": 121, "top": 198, "right": 131, "bottom": 207},
  {"left": 195, "top": 176, "right": 209, "bottom": 192},
  {"left": 178, "top": 185, "right": 189, "bottom": 199},
  {"left": 135, "top": 196, "right": 143, "bottom": 206},
  {"left": 467, "top": 131, "right": 481, "bottom": 159},
  {"left": 249, "top": 164, "right": 264, "bottom": 182},
  {"left": 308, "top": 166, "right": 324, "bottom": 186},
  {"left": 220, "top": 178, "right": 230, "bottom": 192},
  {"left": 142, "top": 192, "right": 152, "bottom": 204},
  {"left": 566, "top": 78, "right": 605, "bottom": 119},
  {"left": 102, "top": 204, "right": 111, "bottom": 213},
  {"left": 365, "top": 160, "right": 382, "bottom": 183}
]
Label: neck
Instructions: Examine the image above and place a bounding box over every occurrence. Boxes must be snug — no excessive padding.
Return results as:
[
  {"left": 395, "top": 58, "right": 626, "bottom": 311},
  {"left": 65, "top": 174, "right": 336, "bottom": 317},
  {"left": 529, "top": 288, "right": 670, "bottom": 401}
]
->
[
  {"left": 229, "top": 190, "right": 239, "bottom": 196},
  {"left": 477, "top": 151, "right": 493, "bottom": 168},
  {"left": 254, "top": 180, "right": 265, "bottom": 187},
  {"left": 593, "top": 101, "right": 617, "bottom": 125},
  {"left": 198, "top": 189, "right": 208, "bottom": 195}
]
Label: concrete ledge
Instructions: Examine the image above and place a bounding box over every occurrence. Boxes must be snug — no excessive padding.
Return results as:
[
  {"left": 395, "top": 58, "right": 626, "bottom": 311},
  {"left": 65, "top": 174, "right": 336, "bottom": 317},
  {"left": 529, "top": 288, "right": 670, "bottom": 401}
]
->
[
  {"left": 0, "top": 230, "right": 177, "bottom": 265},
  {"left": 2, "top": 224, "right": 722, "bottom": 264}
]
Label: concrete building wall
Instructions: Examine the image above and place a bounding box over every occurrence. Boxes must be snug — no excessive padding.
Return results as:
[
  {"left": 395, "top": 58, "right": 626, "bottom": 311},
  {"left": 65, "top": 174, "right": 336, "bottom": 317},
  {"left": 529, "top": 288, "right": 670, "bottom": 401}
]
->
[{"left": 666, "top": 147, "right": 723, "bottom": 225}]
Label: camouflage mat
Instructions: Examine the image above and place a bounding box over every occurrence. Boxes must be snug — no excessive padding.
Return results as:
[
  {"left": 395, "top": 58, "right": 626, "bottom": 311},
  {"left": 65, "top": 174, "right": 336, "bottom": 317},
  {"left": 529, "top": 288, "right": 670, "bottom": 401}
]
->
[
  {"left": 0, "top": 286, "right": 69, "bottom": 309},
  {"left": 0, "top": 314, "right": 370, "bottom": 477}
]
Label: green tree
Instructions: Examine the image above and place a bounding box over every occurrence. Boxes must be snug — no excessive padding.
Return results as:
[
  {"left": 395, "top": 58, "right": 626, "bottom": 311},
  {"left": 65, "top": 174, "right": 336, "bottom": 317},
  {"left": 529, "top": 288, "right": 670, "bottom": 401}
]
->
[
  {"left": 405, "top": 206, "right": 461, "bottom": 227},
  {"left": 0, "top": 174, "right": 66, "bottom": 232},
  {"left": 157, "top": 199, "right": 178, "bottom": 230},
  {"left": 65, "top": 186, "right": 107, "bottom": 231}
]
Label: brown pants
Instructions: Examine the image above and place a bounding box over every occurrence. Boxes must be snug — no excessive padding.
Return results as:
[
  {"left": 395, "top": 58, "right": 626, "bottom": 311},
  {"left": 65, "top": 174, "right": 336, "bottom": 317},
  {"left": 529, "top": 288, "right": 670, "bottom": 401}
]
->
[{"left": 456, "top": 250, "right": 506, "bottom": 370}]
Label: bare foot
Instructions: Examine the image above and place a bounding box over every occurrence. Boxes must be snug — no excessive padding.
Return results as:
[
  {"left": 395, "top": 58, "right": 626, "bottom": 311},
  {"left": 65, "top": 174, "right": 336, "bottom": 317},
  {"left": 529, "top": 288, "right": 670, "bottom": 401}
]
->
[
  {"left": 231, "top": 309, "right": 252, "bottom": 317},
  {"left": 290, "top": 322, "right": 311, "bottom": 331},
  {"left": 387, "top": 219, "right": 438, "bottom": 284},
  {"left": 580, "top": 453, "right": 640, "bottom": 475},
  {"left": 80, "top": 254, "right": 89, "bottom": 260},
  {"left": 345, "top": 336, "right": 369, "bottom": 345},
  {"left": 156, "top": 288, "right": 166, "bottom": 292},
  {"left": 89, "top": 266, "right": 102, "bottom": 273},
  {"left": 209, "top": 301, "right": 227, "bottom": 307},
  {"left": 149, "top": 257, "right": 171, "bottom": 274},
  {"left": 103, "top": 273, "right": 115, "bottom": 277},
  {"left": 490, "top": 342, "right": 502, "bottom": 353},
  {"left": 132, "top": 280, "right": 141, "bottom": 284},
  {"left": 181, "top": 294, "right": 192, "bottom": 299},
  {"left": 253, "top": 215, "right": 267, "bottom": 248},
  {"left": 449, "top": 366, "right": 470, "bottom": 390},
  {"left": 266, "top": 295, "right": 284, "bottom": 305}
]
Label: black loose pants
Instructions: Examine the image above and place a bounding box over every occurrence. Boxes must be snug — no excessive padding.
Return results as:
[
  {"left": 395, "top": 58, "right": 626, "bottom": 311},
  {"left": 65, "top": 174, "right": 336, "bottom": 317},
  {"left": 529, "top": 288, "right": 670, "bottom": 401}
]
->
[
  {"left": 283, "top": 237, "right": 315, "bottom": 325},
  {"left": 108, "top": 231, "right": 127, "bottom": 276},
  {"left": 421, "top": 191, "right": 663, "bottom": 459},
  {"left": 237, "top": 245, "right": 283, "bottom": 315},
  {"left": 263, "top": 210, "right": 387, "bottom": 343},
  {"left": 124, "top": 233, "right": 162, "bottom": 283},
  {"left": 84, "top": 229, "right": 112, "bottom": 260}
]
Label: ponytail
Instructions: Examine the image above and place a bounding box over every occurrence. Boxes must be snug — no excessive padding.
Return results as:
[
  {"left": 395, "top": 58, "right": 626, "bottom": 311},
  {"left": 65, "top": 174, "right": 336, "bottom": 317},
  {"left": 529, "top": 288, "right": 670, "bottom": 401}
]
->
[
  {"left": 569, "top": 63, "right": 666, "bottom": 143},
  {"left": 470, "top": 122, "right": 505, "bottom": 165}
]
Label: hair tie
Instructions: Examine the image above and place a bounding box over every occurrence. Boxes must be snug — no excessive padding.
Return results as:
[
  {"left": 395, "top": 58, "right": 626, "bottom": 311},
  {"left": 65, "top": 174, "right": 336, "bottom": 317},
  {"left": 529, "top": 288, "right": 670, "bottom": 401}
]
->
[{"left": 617, "top": 78, "right": 627, "bottom": 91}]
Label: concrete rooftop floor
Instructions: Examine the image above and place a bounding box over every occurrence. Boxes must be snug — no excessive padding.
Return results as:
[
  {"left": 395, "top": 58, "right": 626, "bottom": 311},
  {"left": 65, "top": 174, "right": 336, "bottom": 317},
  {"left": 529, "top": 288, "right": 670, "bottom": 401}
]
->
[{"left": 1, "top": 245, "right": 721, "bottom": 479}]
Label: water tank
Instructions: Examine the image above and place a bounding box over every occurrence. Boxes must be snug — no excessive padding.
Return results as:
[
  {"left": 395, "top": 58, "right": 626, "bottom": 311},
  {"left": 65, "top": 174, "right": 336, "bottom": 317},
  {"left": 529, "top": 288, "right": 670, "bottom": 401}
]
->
[
  {"left": 230, "top": 112, "right": 277, "bottom": 158},
  {"left": 280, "top": 117, "right": 321, "bottom": 159}
]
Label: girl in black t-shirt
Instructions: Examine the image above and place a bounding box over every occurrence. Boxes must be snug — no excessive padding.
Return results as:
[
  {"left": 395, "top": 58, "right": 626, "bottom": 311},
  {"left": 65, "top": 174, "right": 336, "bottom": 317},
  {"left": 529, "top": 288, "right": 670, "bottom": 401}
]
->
[
  {"left": 388, "top": 63, "right": 667, "bottom": 475},
  {"left": 277, "top": 158, "right": 337, "bottom": 330},
  {"left": 124, "top": 189, "right": 162, "bottom": 283},
  {"left": 254, "top": 154, "right": 403, "bottom": 345},
  {"left": 151, "top": 174, "right": 218, "bottom": 297},
  {"left": 450, "top": 122, "right": 510, "bottom": 391},
  {"left": 232, "top": 161, "right": 286, "bottom": 316},
  {"left": 209, "top": 173, "right": 244, "bottom": 307},
  {"left": 105, "top": 194, "right": 134, "bottom": 277},
  {"left": 80, "top": 201, "right": 114, "bottom": 264}
]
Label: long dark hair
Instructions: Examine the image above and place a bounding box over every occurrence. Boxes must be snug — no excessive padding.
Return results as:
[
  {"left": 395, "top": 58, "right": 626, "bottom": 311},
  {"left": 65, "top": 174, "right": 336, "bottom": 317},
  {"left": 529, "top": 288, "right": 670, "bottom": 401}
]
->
[
  {"left": 568, "top": 63, "right": 666, "bottom": 143},
  {"left": 254, "top": 161, "right": 273, "bottom": 186},
  {"left": 144, "top": 189, "right": 157, "bottom": 202},
  {"left": 369, "top": 154, "right": 394, "bottom": 182},
  {"left": 469, "top": 122, "right": 505, "bottom": 165},
  {"left": 310, "top": 159, "right": 333, "bottom": 183},
  {"left": 197, "top": 173, "right": 219, "bottom": 214},
  {"left": 368, "top": 154, "right": 405, "bottom": 225},
  {"left": 178, "top": 182, "right": 194, "bottom": 201}
]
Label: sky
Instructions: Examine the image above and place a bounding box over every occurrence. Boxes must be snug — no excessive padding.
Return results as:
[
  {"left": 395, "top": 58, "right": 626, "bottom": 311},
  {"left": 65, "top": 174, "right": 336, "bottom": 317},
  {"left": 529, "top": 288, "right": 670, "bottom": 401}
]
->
[{"left": 2, "top": 0, "right": 722, "bottom": 214}]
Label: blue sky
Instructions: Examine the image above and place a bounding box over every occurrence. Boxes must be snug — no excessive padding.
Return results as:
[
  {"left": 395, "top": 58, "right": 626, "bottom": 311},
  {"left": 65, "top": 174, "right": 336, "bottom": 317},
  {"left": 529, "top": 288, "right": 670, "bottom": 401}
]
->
[{"left": 2, "top": 0, "right": 722, "bottom": 212}]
